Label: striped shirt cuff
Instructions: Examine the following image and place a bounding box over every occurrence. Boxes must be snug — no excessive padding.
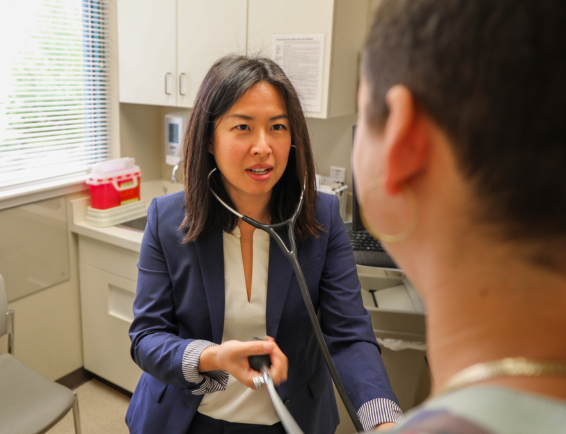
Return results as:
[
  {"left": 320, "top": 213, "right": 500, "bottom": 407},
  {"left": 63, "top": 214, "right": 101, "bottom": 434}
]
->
[
  {"left": 358, "top": 398, "right": 403, "bottom": 431},
  {"left": 182, "top": 340, "right": 229, "bottom": 395}
]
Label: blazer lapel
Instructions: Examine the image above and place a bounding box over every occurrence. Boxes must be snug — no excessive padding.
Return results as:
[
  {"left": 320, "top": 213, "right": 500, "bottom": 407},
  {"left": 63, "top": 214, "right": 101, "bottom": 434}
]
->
[
  {"left": 194, "top": 229, "right": 225, "bottom": 344},
  {"left": 266, "top": 230, "right": 295, "bottom": 339}
]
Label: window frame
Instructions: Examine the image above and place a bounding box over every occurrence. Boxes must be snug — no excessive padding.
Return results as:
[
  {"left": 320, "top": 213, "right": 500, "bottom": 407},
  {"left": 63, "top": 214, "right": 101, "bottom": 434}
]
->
[{"left": 0, "top": 0, "right": 119, "bottom": 210}]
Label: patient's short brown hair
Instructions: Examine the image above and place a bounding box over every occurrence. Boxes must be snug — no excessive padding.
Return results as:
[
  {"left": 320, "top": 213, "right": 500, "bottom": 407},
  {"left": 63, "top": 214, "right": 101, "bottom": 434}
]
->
[{"left": 363, "top": 0, "right": 566, "bottom": 268}]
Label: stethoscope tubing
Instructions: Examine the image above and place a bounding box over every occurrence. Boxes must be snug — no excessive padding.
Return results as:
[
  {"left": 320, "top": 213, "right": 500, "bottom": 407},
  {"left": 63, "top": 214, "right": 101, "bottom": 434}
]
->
[
  {"left": 257, "top": 366, "right": 305, "bottom": 434},
  {"left": 208, "top": 168, "right": 364, "bottom": 433}
]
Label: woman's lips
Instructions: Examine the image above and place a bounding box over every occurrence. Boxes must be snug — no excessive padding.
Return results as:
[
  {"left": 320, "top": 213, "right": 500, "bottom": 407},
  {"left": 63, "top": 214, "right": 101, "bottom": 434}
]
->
[{"left": 246, "top": 167, "right": 273, "bottom": 181}]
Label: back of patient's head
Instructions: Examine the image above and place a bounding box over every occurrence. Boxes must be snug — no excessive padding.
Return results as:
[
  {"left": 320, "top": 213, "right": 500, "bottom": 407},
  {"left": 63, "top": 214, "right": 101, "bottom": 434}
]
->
[{"left": 363, "top": 0, "right": 566, "bottom": 270}]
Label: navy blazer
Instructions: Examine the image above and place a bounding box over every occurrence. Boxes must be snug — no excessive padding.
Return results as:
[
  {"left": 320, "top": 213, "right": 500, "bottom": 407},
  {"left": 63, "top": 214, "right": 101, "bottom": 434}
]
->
[{"left": 126, "top": 191, "right": 398, "bottom": 434}]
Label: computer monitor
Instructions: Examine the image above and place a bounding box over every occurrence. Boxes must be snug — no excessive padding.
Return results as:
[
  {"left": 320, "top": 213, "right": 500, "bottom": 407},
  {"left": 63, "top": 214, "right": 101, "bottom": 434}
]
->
[{"left": 350, "top": 125, "right": 401, "bottom": 271}]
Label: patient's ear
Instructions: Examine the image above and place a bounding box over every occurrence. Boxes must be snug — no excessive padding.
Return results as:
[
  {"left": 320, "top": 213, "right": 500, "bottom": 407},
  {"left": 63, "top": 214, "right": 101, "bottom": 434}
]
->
[{"left": 382, "top": 85, "right": 430, "bottom": 194}]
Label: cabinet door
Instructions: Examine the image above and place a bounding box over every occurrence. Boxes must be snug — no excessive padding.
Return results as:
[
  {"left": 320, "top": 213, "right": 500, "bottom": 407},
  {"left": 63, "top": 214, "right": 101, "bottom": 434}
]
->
[
  {"left": 118, "top": 0, "right": 177, "bottom": 106},
  {"left": 177, "top": 0, "right": 247, "bottom": 108},
  {"left": 248, "top": 0, "right": 368, "bottom": 118},
  {"left": 248, "top": 0, "right": 334, "bottom": 118},
  {"left": 79, "top": 263, "right": 142, "bottom": 393}
]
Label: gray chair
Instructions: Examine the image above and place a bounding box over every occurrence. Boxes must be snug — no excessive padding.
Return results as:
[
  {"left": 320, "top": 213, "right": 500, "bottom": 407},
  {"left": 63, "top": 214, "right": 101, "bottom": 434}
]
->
[{"left": 0, "top": 274, "right": 81, "bottom": 434}]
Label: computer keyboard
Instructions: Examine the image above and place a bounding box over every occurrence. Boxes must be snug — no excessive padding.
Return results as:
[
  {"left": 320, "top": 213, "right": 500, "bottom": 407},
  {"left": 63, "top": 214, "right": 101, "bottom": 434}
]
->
[
  {"left": 347, "top": 228, "right": 399, "bottom": 269},
  {"left": 348, "top": 230, "right": 386, "bottom": 252}
]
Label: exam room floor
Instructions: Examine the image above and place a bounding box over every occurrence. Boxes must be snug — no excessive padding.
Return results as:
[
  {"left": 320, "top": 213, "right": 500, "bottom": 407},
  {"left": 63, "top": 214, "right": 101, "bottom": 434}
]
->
[{"left": 47, "top": 379, "right": 130, "bottom": 434}]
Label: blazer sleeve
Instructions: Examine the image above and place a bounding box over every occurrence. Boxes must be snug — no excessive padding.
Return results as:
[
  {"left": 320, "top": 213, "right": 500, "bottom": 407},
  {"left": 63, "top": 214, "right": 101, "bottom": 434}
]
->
[
  {"left": 129, "top": 198, "right": 221, "bottom": 392},
  {"left": 317, "top": 195, "right": 401, "bottom": 415}
]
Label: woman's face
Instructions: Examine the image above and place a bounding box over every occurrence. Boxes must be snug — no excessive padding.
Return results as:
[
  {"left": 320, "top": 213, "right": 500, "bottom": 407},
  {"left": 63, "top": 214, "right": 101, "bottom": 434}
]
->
[{"left": 211, "top": 82, "right": 292, "bottom": 204}]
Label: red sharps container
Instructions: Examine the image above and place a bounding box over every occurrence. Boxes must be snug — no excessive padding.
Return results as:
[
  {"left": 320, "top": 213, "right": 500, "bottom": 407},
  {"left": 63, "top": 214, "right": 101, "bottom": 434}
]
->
[{"left": 86, "top": 158, "right": 142, "bottom": 210}]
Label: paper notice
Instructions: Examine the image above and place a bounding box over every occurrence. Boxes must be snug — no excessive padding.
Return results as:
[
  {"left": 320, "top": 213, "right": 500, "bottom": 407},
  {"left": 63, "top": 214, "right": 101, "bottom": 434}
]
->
[{"left": 272, "top": 34, "right": 325, "bottom": 113}]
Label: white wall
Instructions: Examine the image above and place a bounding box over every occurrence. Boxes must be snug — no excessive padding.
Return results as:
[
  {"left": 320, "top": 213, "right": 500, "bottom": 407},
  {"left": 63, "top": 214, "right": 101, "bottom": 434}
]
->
[
  {"left": 120, "top": 103, "right": 163, "bottom": 182},
  {"left": 308, "top": 113, "right": 358, "bottom": 217}
]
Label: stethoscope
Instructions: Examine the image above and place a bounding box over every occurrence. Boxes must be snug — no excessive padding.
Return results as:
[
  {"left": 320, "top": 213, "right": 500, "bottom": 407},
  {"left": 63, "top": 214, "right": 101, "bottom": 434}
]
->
[{"left": 207, "top": 168, "right": 365, "bottom": 433}]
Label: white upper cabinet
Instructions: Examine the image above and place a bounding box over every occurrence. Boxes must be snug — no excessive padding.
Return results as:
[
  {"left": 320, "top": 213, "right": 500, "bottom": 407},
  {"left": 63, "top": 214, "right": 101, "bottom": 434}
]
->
[
  {"left": 117, "top": 0, "right": 368, "bottom": 117},
  {"left": 118, "top": 0, "right": 246, "bottom": 108},
  {"left": 248, "top": 0, "right": 369, "bottom": 118},
  {"left": 177, "top": 0, "right": 247, "bottom": 108},
  {"left": 117, "top": 0, "right": 177, "bottom": 106}
]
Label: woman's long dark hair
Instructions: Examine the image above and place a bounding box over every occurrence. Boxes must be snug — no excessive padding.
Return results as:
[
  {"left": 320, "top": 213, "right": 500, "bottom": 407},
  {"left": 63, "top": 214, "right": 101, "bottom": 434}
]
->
[{"left": 180, "top": 55, "right": 320, "bottom": 243}]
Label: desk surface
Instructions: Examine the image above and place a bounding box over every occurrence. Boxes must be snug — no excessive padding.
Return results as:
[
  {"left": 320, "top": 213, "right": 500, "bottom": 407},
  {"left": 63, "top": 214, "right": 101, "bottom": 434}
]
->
[{"left": 357, "top": 265, "right": 426, "bottom": 342}]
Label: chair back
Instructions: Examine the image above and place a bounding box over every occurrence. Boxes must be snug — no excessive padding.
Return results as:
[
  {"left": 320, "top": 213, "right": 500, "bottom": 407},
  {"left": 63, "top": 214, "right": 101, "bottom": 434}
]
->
[{"left": 0, "top": 274, "right": 7, "bottom": 337}]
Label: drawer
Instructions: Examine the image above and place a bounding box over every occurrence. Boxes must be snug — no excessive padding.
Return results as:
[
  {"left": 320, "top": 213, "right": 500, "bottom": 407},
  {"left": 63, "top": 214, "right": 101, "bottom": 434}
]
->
[{"left": 79, "top": 235, "right": 139, "bottom": 281}]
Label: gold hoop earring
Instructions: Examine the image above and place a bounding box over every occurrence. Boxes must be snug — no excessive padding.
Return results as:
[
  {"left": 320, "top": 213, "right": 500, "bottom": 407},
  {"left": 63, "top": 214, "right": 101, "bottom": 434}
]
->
[{"left": 359, "top": 178, "right": 418, "bottom": 243}]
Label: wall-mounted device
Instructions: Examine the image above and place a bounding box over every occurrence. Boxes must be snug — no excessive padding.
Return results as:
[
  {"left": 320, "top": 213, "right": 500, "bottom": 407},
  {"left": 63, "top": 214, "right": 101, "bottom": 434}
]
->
[{"left": 165, "top": 111, "right": 190, "bottom": 166}]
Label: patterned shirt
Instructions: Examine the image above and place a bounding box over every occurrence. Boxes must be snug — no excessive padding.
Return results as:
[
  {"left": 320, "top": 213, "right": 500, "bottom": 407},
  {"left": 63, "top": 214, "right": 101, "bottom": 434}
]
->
[{"left": 376, "top": 386, "right": 566, "bottom": 434}]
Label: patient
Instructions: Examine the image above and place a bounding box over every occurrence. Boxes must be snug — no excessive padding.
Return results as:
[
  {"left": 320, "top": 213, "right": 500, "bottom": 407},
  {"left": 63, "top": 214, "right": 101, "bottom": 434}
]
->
[{"left": 353, "top": 0, "right": 566, "bottom": 432}]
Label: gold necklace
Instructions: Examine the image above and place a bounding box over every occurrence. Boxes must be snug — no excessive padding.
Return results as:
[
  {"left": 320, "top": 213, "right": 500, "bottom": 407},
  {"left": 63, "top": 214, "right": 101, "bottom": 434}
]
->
[
  {"left": 435, "top": 357, "right": 566, "bottom": 397},
  {"left": 226, "top": 231, "right": 253, "bottom": 242}
]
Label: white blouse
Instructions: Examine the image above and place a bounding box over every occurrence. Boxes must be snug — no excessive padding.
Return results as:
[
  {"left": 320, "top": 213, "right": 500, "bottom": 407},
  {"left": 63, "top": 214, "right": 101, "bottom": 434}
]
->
[
  {"left": 194, "top": 227, "right": 279, "bottom": 425},
  {"left": 180, "top": 228, "right": 403, "bottom": 429}
]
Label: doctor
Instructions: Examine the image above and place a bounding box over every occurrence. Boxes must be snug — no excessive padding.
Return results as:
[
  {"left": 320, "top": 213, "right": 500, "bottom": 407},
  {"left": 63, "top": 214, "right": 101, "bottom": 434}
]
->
[{"left": 126, "top": 55, "right": 401, "bottom": 434}]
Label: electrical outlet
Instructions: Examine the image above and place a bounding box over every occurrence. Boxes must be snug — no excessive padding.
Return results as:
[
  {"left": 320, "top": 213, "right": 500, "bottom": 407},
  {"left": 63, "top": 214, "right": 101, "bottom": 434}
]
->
[{"left": 329, "top": 166, "right": 346, "bottom": 183}]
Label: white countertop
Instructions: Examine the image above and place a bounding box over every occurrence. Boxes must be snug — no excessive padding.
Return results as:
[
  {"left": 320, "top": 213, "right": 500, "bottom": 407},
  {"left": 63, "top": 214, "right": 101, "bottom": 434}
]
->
[
  {"left": 69, "top": 179, "right": 184, "bottom": 252},
  {"left": 69, "top": 180, "right": 420, "bottom": 314}
]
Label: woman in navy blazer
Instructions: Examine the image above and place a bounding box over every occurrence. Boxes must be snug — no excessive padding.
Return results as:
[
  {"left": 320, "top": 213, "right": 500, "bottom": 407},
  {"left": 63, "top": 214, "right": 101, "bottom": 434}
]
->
[{"left": 126, "top": 55, "right": 400, "bottom": 434}]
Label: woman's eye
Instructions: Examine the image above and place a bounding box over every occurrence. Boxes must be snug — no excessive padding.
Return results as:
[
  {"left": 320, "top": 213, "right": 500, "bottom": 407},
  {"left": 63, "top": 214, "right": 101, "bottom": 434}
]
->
[
  {"left": 235, "top": 125, "right": 249, "bottom": 131},
  {"left": 272, "top": 124, "right": 286, "bottom": 131}
]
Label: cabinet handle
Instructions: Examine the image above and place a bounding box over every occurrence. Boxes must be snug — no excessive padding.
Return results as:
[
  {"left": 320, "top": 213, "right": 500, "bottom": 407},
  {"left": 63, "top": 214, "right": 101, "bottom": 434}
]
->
[
  {"left": 165, "top": 73, "right": 172, "bottom": 95},
  {"left": 179, "top": 73, "right": 186, "bottom": 96}
]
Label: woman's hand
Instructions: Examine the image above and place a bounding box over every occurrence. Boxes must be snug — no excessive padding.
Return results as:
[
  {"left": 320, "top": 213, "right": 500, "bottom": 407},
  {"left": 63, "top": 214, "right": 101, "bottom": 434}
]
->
[{"left": 199, "top": 336, "right": 288, "bottom": 389}]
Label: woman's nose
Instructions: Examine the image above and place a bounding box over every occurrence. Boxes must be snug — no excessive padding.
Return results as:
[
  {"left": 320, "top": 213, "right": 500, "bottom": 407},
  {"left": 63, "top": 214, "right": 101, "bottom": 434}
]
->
[{"left": 251, "top": 130, "right": 271, "bottom": 156}]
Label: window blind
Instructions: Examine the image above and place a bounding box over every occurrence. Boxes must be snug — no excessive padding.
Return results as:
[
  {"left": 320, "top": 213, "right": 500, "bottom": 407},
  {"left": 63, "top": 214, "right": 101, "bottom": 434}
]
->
[{"left": 0, "top": 0, "right": 110, "bottom": 191}]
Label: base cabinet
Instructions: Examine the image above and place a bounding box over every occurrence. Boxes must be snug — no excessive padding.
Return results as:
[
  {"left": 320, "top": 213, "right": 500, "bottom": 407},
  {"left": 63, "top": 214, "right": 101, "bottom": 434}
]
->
[{"left": 78, "top": 236, "right": 142, "bottom": 393}]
